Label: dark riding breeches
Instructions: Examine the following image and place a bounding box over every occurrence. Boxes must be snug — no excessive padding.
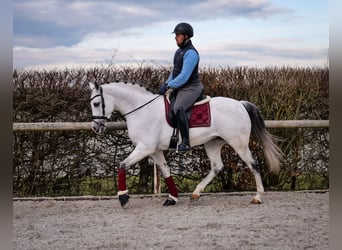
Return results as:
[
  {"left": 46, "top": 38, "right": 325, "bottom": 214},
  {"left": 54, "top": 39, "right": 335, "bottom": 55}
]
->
[{"left": 172, "top": 85, "right": 203, "bottom": 114}]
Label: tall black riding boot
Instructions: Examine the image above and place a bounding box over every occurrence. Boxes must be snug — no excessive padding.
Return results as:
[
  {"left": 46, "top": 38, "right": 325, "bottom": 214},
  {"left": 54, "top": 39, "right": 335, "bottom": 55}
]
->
[{"left": 176, "top": 107, "right": 191, "bottom": 152}]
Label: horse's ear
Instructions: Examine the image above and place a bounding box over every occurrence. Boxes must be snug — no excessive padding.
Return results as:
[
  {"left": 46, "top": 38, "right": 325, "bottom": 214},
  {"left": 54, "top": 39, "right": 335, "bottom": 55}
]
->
[
  {"left": 94, "top": 82, "right": 100, "bottom": 89},
  {"left": 89, "top": 82, "right": 99, "bottom": 90},
  {"left": 89, "top": 82, "right": 95, "bottom": 90}
]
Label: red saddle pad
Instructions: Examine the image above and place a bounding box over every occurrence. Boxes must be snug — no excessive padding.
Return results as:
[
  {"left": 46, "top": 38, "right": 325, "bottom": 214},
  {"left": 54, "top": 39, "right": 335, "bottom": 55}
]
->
[{"left": 164, "top": 97, "right": 211, "bottom": 128}]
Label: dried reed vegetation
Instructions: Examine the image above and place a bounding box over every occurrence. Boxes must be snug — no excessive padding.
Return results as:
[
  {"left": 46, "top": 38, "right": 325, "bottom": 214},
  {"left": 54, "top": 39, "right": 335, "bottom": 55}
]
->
[{"left": 13, "top": 65, "right": 329, "bottom": 196}]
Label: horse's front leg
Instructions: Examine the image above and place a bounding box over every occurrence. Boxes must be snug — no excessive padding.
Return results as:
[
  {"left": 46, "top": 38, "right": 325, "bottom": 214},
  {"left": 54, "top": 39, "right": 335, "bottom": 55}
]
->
[
  {"left": 117, "top": 143, "right": 154, "bottom": 207},
  {"left": 150, "top": 151, "right": 178, "bottom": 206}
]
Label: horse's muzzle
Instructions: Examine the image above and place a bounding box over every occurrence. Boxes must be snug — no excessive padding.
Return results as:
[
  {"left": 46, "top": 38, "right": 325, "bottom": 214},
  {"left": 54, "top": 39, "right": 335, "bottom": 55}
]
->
[{"left": 92, "top": 120, "right": 106, "bottom": 134}]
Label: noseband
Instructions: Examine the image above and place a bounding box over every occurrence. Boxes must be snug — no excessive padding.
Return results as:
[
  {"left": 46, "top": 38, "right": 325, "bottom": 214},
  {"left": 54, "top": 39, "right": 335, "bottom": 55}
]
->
[{"left": 90, "top": 86, "right": 108, "bottom": 122}]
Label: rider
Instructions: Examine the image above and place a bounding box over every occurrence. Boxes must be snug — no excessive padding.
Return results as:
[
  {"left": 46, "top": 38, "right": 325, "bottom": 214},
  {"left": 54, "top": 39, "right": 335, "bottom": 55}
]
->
[{"left": 159, "top": 22, "right": 204, "bottom": 152}]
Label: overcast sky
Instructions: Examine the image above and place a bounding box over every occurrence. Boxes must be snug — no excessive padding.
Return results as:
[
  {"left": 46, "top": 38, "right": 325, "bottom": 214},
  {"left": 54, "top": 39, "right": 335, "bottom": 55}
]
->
[{"left": 13, "top": 0, "right": 329, "bottom": 70}]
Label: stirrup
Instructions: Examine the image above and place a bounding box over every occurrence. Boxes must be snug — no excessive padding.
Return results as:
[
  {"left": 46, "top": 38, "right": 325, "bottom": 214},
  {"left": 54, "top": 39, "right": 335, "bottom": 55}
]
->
[
  {"left": 168, "top": 128, "right": 179, "bottom": 151},
  {"left": 177, "top": 142, "right": 191, "bottom": 152}
]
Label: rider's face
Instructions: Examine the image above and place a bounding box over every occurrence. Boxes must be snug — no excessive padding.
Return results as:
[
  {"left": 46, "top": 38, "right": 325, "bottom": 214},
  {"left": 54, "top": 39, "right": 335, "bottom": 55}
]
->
[{"left": 175, "top": 33, "right": 185, "bottom": 46}]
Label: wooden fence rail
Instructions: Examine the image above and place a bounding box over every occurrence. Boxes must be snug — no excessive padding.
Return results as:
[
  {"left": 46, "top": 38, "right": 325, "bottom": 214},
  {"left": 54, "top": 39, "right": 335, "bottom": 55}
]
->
[
  {"left": 13, "top": 120, "right": 329, "bottom": 131},
  {"left": 13, "top": 120, "right": 329, "bottom": 195}
]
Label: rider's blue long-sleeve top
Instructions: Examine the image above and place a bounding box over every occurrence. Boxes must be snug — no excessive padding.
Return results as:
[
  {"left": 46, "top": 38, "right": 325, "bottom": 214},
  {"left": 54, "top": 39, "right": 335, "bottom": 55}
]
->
[{"left": 166, "top": 49, "right": 199, "bottom": 89}]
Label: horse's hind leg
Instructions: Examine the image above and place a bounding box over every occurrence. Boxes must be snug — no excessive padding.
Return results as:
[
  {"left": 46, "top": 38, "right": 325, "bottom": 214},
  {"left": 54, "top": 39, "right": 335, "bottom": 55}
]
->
[
  {"left": 231, "top": 142, "right": 264, "bottom": 204},
  {"left": 191, "top": 139, "right": 226, "bottom": 201}
]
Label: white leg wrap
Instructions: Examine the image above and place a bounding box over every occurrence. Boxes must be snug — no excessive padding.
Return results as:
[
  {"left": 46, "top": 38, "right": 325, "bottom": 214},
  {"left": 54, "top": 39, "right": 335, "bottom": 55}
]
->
[
  {"left": 168, "top": 194, "right": 178, "bottom": 202},
  {"left": 118, "top": 190, "right": 128, "bottom": 196}
]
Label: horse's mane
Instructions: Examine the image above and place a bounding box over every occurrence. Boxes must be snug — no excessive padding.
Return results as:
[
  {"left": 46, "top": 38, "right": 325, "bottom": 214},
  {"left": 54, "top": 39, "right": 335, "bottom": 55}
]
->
[{"left": 106, "top": 81, "right": 157, "bottom": 95}]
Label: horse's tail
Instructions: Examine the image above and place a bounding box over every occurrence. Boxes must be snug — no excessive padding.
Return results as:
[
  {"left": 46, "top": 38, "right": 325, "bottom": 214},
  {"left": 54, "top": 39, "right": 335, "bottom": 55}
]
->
[{"left": 240, "top": 101, "right": 282, "bottom": 174}]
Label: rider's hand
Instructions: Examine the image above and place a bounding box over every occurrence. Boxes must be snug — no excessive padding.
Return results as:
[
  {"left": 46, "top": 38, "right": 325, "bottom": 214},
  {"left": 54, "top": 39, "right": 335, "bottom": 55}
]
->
[{"left": 159, "top": 83, "right": 168, "bottom": 95}]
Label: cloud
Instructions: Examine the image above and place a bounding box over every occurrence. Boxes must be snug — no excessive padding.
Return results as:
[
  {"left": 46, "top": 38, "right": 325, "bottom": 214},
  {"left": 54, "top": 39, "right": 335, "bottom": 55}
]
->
[
  {"left": 193, "top": 0, "right": 289, "bottom": 19},
  {"left": 200, "top": 40, "right": 328, "bottom": 67},
  {"left": 13, "top": 37, "right": 328, "bottom": 70},
  {"left": 14, "top": 0, "right": 288, "bottom": 48},
  {"left": 13, "top": 0, "right": 327, "bottom": 69},
  {"left": 14, "top": 0, "right": 160, "bottom": 47},
  {"left": 13, "top": 43, "right": 172, "bottom": 70}
]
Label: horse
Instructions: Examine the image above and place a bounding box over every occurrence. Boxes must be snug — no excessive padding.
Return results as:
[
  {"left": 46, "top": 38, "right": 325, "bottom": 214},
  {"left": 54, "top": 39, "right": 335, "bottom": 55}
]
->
[{"left": 89, "top": 81, "right": 281, "bottom": 207}]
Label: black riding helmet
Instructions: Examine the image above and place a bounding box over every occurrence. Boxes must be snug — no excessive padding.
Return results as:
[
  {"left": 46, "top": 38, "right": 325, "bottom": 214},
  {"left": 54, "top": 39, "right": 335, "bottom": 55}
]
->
[{"left": 172, "top": 22, "right": 194, "bottom": 38}]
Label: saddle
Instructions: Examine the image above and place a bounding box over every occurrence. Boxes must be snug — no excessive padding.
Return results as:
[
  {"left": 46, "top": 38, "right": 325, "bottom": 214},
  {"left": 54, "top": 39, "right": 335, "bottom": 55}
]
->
[{"left": 164, "top": 90, "right": 211, "bottom": 128}]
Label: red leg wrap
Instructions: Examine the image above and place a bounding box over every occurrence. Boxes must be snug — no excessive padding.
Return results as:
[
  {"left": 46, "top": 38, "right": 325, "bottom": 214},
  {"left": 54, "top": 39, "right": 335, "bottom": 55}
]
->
[
  {"left": 165, "top": 176, "right": 178, "bottom": 198},
  {"left": 118, "top": 168, "right": 127, "bottom": 191}
]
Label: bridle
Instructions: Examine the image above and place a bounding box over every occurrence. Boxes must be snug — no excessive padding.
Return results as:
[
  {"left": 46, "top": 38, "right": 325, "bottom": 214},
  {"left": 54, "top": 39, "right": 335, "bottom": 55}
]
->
[
  {"left": 90, "top": 85, "right": 161, "bottom": 124},
  {"left": 90, "top": 86, "right": 108, "bottom": 122}
]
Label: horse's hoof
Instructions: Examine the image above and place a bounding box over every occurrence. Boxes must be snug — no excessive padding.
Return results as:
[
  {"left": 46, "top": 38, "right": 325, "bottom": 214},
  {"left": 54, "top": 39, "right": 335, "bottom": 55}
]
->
[
  {"left": 251, "top": 198, "right": 262, "bottom": 204},
  {"left": 119, "top": 194, "right": 130, "bottom": 207},
  {"left": 190, "top": 194, "right": 201, "bottom": 201},
  {"left": 163, "top": 197, "right": 176, "bottom": 206}
]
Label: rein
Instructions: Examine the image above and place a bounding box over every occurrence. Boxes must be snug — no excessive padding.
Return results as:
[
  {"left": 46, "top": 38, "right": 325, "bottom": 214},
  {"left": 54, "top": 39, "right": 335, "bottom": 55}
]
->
[
  {"left": 91, "top": 86, "right": 161, "bottom": 121},
  {"left": 120, "top": 94, "right": 161, "bottom": 118}
]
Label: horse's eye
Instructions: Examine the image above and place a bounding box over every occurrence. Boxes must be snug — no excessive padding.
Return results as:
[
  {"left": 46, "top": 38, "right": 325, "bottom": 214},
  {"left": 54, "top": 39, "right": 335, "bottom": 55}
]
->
[{"left": 93, "top": 102, "right": 100, "bottom": 107}]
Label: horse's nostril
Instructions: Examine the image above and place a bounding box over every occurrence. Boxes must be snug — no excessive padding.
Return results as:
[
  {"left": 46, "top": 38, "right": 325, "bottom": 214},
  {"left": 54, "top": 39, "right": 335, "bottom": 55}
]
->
[
  {"left": 92, "top": 126, "right": 99, "bottom": 134},
  {"left": 92, "top": 124, "right": 106, "bottom": 134}
]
